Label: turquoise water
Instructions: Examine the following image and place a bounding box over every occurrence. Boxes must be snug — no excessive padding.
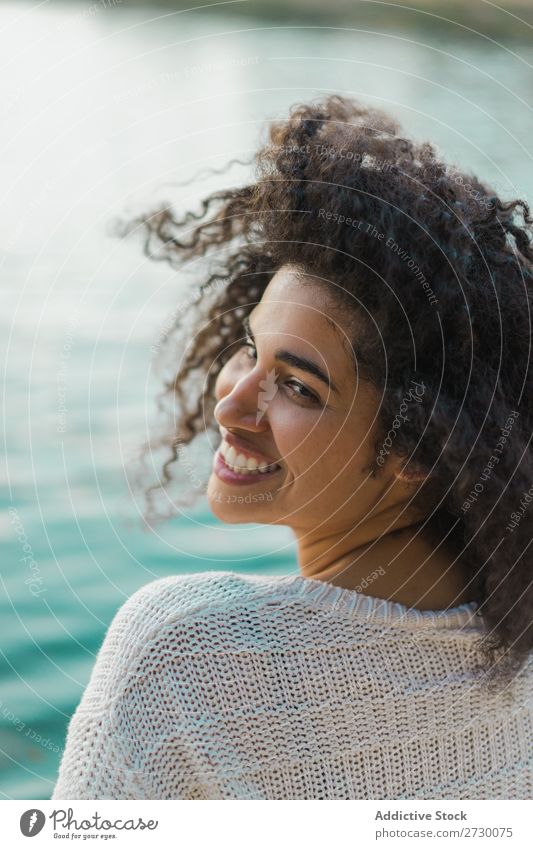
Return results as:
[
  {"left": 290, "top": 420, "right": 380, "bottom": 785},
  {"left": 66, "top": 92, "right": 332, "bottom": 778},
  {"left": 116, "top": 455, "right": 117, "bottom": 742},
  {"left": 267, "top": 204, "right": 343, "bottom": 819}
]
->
[{"left": 1, "top": 2, "right": 533, "bottom": 799}]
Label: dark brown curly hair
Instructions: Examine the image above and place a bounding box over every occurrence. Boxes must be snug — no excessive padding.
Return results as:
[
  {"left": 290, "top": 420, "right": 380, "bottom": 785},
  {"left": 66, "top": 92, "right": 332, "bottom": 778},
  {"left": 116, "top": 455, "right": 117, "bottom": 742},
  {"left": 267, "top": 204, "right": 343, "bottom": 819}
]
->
[{"left": 114, "top": 94, "right": 533, "bottom": 688}]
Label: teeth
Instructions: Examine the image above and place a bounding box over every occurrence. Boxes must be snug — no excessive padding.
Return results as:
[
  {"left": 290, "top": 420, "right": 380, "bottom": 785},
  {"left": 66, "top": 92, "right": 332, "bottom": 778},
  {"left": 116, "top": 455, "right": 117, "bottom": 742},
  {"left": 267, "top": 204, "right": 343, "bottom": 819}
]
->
[
  {"left": 219, "top": 438, "right": 280, "bottom": 474},
  {"left": 225, "top": 445, "right": 237, "bottom": 465}
]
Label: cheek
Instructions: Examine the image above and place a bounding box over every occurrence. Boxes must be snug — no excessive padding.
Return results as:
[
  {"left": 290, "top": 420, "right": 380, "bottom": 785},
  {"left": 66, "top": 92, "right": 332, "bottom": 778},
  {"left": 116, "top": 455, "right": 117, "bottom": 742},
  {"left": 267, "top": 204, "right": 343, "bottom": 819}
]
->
[
  {"left": 271, "top": 411, "right": 341, "bottom": 477},
  {"left": 300, "top": 418, "right": 376, "bottom": 487}
]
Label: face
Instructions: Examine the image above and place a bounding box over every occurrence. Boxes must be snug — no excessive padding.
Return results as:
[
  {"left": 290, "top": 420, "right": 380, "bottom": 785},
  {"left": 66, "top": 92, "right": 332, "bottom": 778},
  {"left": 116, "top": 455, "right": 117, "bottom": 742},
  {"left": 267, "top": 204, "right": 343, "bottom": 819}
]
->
[{"left": 207, "top": 264, "right": 388, "bottom": 532}]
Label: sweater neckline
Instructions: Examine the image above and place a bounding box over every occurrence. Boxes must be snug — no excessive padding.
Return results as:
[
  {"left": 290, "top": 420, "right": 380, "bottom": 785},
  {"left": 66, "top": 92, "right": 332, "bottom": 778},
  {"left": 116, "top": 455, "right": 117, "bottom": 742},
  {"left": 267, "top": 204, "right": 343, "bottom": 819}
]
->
[{"left": 274, "top": 572, "right": 482, "bottom": 630}]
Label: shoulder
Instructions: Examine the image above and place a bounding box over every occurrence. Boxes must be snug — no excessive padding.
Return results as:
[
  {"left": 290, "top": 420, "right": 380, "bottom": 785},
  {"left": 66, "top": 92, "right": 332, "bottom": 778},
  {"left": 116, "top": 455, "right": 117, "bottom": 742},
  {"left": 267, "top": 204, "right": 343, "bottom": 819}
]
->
[
  {"left": 118, "top": 568, "right": 288, "bottom": 631},
  {"left": 95, "top": 570, "right": 289, "bottom": 691},
  {"left": 80, "top": 571, "right": 278, "bottom": 704}
]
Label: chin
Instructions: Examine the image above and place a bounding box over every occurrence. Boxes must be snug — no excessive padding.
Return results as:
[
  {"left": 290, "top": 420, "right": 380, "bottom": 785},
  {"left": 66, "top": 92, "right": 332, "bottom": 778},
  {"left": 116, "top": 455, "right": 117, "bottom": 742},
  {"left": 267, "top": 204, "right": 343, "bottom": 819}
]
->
[{"left": 206, "top": 475, "right": 277, "bottom": 523}]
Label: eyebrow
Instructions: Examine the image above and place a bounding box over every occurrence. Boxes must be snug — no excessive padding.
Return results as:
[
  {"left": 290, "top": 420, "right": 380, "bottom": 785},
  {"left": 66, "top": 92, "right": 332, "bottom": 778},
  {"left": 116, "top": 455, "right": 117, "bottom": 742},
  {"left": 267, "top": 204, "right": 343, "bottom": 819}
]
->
[{"left": 243, "top": 314, "right": 340, "bottom": 395}]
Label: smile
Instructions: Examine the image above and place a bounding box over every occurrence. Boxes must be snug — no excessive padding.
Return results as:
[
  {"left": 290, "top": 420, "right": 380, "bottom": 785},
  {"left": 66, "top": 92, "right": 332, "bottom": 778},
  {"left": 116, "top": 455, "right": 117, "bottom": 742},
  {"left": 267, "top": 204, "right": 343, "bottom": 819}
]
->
[{"left": 219, "top": 437, "right": 281, "bottom": 474}]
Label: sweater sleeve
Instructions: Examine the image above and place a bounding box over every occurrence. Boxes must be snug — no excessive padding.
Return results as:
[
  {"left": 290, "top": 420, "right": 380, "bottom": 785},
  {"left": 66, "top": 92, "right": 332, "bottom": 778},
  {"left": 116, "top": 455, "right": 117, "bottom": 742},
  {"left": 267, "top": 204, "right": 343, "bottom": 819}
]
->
[{"left": 51, "top": 576, "right": 205, "bottom": 800}]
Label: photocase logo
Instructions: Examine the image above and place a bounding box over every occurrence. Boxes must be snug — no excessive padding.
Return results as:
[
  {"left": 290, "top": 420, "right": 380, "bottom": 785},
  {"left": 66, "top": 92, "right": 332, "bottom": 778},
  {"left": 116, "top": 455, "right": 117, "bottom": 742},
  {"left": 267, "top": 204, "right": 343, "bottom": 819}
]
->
[
  {"left": 20, "top": 809, "right": 46, "bottom": 837},
  {"left": 256, "top": 368, "right": 279, "bottom": 424}
]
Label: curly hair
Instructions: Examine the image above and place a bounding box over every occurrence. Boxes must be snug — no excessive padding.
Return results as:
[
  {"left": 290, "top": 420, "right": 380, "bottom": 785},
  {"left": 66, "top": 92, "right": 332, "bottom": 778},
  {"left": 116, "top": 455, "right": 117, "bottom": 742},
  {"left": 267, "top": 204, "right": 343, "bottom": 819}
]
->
[{"left": 114, "top": 94, "right": 533, "bottom": 688}]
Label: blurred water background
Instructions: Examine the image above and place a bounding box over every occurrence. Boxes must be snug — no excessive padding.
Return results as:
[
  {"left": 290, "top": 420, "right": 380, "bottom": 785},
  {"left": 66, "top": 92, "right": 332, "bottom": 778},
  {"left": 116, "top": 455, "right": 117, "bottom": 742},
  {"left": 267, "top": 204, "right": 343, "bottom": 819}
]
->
[{"left": 1, "top": 0, "right": 533, "bottom": 799}]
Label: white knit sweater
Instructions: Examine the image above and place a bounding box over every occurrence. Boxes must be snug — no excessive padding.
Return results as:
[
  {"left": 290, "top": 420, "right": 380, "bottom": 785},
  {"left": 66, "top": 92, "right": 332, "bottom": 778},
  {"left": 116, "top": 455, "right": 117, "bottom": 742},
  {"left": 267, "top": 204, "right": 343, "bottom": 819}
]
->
[{"left": 52, "top": 570, "right": 533, "bottom": 800}]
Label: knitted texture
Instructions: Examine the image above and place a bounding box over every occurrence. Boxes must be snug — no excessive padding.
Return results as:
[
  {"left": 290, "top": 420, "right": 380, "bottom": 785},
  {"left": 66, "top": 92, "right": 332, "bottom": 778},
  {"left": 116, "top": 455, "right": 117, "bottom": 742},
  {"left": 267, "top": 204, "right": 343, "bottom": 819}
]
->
[{"left": 52, "top": 571, "right": 533, "bottom": 800}]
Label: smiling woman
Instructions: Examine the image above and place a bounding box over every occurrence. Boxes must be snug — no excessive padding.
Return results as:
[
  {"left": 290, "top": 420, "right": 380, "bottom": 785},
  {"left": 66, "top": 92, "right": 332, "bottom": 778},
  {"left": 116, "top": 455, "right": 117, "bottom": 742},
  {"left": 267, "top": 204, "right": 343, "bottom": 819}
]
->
[
  {"left": 209, "top": 264, "right": 474, "bottom": 612},
  {"left": 52, "top": 95, "right": 533, "bottom": 800}
]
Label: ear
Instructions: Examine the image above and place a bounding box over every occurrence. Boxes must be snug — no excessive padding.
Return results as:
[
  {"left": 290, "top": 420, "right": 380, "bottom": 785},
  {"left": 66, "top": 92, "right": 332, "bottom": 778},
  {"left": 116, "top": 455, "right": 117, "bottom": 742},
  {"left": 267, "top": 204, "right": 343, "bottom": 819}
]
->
[{"left": 392, "top": 460, "right": 428, "bottom": 485}]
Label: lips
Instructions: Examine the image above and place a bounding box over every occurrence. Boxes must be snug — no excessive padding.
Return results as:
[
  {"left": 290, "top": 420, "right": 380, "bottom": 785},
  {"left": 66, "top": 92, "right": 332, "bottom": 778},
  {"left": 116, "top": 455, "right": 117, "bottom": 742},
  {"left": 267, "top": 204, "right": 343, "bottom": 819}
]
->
[
  {"left": 213, "top": 448, "right": 282, "bottom": 486},
  {"left": 221, "top": 439, "right": 281, "bottom": 473},
  {"left": 219, "top": 428, "right": 280, "bottom": 468}
]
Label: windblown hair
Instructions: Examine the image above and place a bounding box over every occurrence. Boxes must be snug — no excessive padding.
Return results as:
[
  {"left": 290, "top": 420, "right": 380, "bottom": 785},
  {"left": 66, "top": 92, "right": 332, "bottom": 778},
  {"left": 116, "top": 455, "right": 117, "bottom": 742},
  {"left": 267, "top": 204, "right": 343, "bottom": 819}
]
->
[{"left": 115, "top": 95, "right": 533, "bottom": 687}]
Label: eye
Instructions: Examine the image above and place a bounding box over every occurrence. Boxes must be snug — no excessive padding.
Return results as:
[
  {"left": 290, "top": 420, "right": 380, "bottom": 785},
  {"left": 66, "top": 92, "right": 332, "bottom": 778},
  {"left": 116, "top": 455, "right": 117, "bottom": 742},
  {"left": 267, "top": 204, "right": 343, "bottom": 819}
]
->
[
  {"left": 242, "top": 337, "right": 257, "bottom": 361},
  {"left": 284, "top": 381, "right": 320, "bottom": 405},
  {"left": 241, "top": 338, "right": 320, "bottom": 406}
]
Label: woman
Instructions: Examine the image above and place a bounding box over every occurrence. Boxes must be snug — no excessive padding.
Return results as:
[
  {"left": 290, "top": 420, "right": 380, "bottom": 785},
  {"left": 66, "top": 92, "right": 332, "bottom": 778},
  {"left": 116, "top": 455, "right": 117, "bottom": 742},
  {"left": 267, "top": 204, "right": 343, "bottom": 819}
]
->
[{"left": 53, "top": 95, "right": 533, "bottom": 800}]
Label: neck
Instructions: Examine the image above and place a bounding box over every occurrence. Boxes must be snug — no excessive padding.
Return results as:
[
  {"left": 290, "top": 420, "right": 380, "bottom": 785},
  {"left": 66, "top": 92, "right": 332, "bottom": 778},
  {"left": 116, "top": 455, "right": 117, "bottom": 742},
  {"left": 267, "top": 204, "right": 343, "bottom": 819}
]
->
[{"left": 293, "top": 511, "right": 471, "bottom": 610}]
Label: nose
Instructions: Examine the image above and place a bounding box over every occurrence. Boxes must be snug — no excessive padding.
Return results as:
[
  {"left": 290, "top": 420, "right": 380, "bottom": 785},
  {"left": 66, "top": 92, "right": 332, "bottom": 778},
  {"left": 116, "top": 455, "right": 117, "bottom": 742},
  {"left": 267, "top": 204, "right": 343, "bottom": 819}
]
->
[{"left": 214, "top": 364, "right": 274, "bottom": 433}]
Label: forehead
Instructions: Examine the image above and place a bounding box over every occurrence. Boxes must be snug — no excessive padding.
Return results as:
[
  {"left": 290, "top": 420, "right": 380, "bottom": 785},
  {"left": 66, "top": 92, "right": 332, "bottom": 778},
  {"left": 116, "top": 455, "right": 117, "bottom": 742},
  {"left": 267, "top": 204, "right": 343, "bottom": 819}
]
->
[{"left": 251, "top": 265, "right": 357, "bottom": 384}]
